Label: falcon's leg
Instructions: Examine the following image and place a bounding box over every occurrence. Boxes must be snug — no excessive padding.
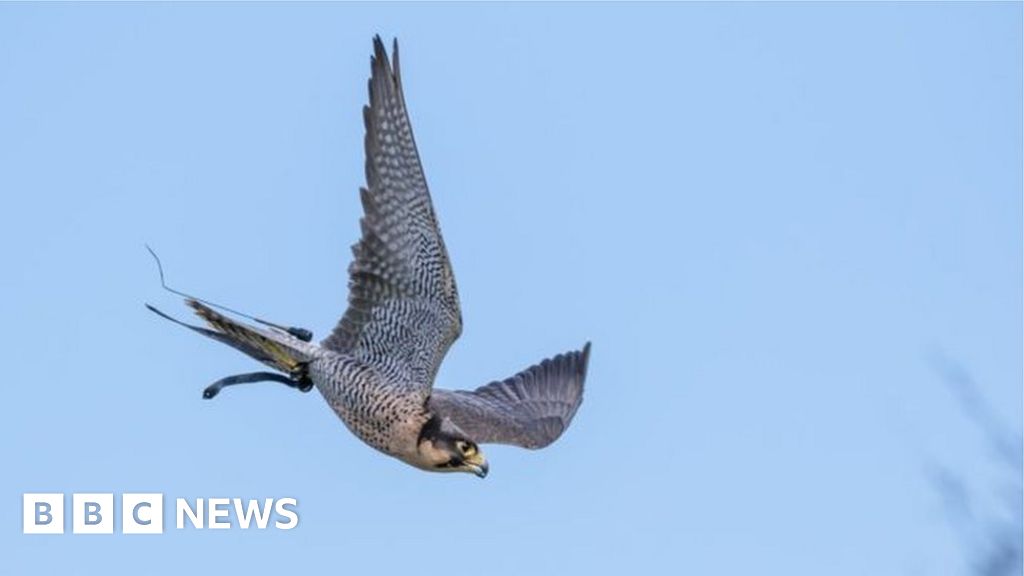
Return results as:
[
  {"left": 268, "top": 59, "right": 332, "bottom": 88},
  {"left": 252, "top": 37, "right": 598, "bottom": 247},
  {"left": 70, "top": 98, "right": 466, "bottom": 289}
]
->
[{"left": 202, "top": 371, "right": 313, "bottom": 399}]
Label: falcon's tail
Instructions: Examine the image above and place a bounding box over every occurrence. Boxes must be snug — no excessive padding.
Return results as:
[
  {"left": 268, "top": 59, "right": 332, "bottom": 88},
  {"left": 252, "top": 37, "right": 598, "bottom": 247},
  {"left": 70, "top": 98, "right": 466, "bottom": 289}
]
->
[{"left": 147, "top": 299, "right": 315, "bottom": 374}]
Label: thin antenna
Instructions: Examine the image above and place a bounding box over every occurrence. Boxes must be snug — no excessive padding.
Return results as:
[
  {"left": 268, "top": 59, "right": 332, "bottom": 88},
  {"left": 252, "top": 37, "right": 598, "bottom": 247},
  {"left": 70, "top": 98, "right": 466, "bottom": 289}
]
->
[{"left": 145, "top": 245, "right": 313, "bottom": 342}]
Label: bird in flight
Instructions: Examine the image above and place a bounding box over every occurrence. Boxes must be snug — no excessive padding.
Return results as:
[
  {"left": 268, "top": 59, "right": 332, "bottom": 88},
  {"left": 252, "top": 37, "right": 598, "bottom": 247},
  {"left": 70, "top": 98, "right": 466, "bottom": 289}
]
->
[{"left": 148, "top": 37, "right": 589, "bottom": 478}]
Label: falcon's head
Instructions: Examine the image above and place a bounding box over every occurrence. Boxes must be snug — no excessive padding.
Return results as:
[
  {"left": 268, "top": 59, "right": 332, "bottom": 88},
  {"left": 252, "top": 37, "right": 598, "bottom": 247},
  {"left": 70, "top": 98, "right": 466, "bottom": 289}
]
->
[{"left": 416, "top": 415, "right": 489, "bottom": 478}]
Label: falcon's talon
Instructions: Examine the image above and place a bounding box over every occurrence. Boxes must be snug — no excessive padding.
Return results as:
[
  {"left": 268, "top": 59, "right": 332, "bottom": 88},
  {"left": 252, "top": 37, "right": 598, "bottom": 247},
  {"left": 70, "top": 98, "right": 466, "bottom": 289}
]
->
[{"left": 289, "top": 364, "right": 313, "bottom": 392}]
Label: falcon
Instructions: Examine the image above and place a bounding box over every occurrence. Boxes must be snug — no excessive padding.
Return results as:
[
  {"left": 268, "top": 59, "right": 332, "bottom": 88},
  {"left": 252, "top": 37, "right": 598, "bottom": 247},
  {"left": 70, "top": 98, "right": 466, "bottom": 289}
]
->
[{"left": 148, "top": 37, "right": 589, "bottom": 478}]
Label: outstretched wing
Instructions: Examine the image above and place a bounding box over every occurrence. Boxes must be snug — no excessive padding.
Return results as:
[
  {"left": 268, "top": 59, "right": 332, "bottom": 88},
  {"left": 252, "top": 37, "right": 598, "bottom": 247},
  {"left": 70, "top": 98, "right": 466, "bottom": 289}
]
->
[
  {"left": 428, "top": 343, "right": 590, "bottom": 449},
  {"left": 322, "top": 37, "right": 461, "bottom": 389}
]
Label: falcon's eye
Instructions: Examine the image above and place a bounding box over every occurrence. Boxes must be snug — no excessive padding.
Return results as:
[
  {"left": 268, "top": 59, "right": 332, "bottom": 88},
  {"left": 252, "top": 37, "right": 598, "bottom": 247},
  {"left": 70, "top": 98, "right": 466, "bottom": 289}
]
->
[{"left": 457, "top": 441, "right": 475, "bottom": 456}]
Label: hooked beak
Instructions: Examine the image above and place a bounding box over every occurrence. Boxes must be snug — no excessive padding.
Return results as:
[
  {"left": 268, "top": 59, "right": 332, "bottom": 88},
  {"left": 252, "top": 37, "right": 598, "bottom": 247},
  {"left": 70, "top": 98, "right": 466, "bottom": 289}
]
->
[
  {"left": 464, "top": 452, "right": 489, "bottom": 479},
  {"left": 468, "top": 461, "right": 489, "bottom": 479}
]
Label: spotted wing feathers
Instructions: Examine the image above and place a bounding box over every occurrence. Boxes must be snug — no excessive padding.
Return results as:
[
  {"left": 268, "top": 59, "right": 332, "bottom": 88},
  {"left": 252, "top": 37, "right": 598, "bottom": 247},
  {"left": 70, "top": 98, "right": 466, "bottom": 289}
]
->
[
  {"left": 323, "top": 36, "right": 461, "bottom": 388},
  {"left": 428, "top": 343, "right": 590, "bottom": 449}
]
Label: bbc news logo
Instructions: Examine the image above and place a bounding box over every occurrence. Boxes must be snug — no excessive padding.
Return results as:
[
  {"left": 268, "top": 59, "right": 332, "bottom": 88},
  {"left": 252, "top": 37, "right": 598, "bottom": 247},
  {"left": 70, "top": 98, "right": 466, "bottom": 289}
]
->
[{"left": 22, "top": 493, "right": 299, "bottom": 534}]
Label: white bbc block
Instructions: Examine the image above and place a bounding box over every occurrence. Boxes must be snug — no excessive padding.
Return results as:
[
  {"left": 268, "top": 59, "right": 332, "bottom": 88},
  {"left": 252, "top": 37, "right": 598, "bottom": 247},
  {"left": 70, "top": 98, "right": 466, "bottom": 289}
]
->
[
  {"left": 23, "top": 493, "right": 64, "bottom": 534},
  {"left": 122, "top": 493, "right": 163, "bottom": 534},
  {"left": 72, "top": 493, "right": 114, "bottom": 534}
]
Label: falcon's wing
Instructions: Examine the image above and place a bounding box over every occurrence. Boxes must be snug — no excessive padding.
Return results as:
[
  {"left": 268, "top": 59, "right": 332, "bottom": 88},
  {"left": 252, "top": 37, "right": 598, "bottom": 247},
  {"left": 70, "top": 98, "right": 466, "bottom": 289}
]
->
[
  {"left": 427, "top": 343, "right": 590, "bottom": 449},
  {"left": 322, "top": 37, "right": 461, "bottom": 389}
]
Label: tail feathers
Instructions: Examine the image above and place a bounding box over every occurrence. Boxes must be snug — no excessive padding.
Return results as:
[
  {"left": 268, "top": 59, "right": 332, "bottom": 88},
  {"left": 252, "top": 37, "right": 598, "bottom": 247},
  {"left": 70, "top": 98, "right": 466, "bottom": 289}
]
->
[{"left": 147, "top": 300, "right": 311, "bottom": 374}]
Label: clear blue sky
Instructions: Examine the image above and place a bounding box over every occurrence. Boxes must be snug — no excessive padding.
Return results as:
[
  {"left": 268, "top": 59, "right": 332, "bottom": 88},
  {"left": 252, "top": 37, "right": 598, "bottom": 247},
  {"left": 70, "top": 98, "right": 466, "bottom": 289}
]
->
[{"left": 1, "top": 3, "right": 1020, "bottom": 575}]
